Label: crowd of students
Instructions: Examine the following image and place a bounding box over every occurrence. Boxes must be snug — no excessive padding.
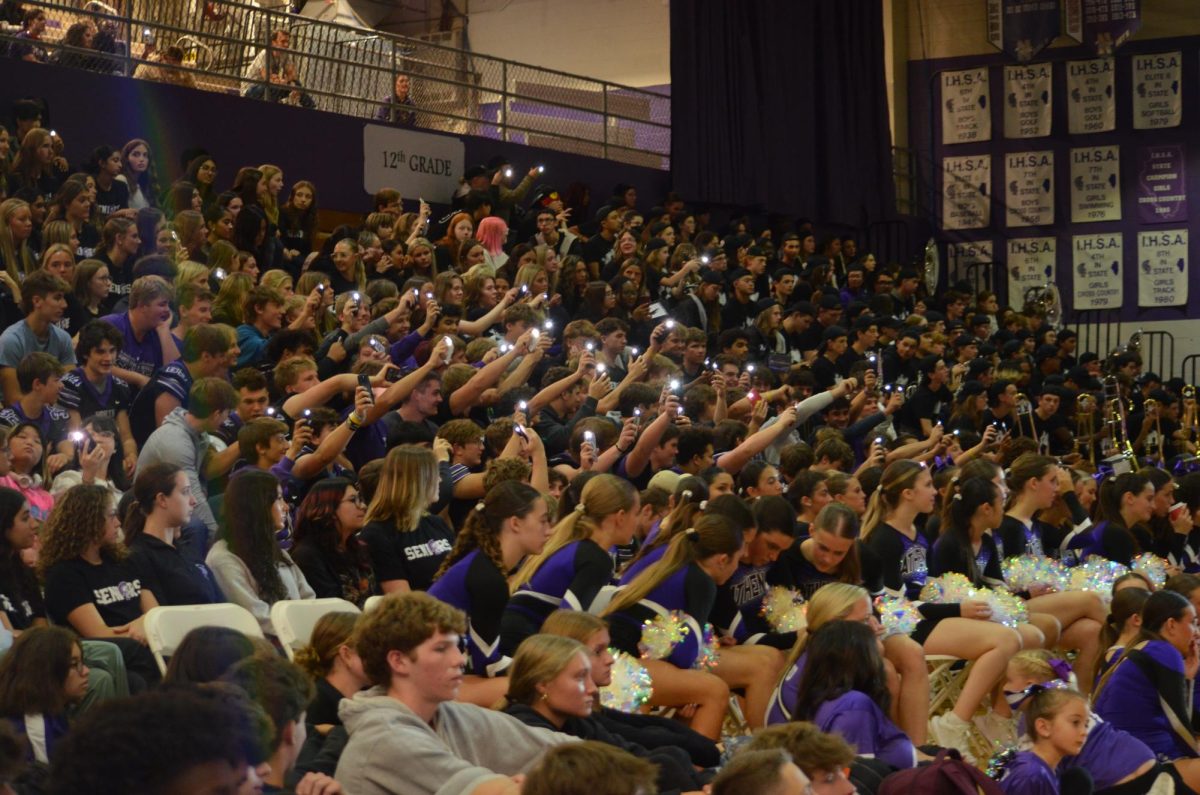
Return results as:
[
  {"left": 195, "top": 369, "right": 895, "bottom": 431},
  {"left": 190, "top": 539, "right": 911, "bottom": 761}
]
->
[{"left": 0, "top": 38, "right": 1199, "bottom": 790}]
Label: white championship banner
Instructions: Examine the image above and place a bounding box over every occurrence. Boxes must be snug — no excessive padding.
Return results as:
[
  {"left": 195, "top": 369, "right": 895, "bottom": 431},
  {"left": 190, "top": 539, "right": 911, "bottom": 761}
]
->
[
  {"left": 1007, "top": 237, "right": 1057, "bottom": 307},
  {"left": 1132, "top": 51, "right": 1182, "bottom": 130},
  {"left": 1004, "top": 63, "right": 1052, "bottom": 139},
  {"left": 1138, "top": 229, "right": 1188, "bottom": 307},
  {"left": 1072, "top": 233, "right": 1123, "bottom": 310},
  {"left": 941, "top": 67, "right": 992, "bottom": 144},
  {"left": 1006, "top": 151, "right": 1055, "bottom": 227},
  {"left": 1066, "top": 58, "right": 1115, "bottom": 134},
  {"left": 1070, "top": 145, "right": 1121, "bottom": 223},
  {"left": 942, "top": 155, "right": 991, "bottom": 230}
]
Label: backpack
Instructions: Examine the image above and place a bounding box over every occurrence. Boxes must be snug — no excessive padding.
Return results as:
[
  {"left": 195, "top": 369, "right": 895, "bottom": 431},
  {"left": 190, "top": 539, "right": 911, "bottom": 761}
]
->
[{"left": 878, "top": 749, "right": 1004, "bottom": 795}]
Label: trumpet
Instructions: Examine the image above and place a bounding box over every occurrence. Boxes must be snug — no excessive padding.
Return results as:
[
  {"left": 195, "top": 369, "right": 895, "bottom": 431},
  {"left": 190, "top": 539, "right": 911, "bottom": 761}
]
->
[
  {"left": 1014, "top": 392, "right": 1040, "bottom": 449},
  {"left": 1143, "top": 398, "right": 1166, "bottom": 466},
  {"left": 1075, "top": 393, "right": 1097, "bottom": 467}
]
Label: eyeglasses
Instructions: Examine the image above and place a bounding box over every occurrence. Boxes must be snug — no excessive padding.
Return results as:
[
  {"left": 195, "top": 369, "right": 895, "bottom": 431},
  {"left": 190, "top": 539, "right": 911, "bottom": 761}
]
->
[
  {"left": 342, "top": 495, "right": 366, "bottom": 507},
  {"left": 69, "top": 657, "right": 87, "bottom": 674}
]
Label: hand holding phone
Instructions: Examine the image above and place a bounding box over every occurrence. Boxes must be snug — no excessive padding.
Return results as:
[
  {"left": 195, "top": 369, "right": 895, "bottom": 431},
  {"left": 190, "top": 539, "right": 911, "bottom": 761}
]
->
[{"left": 357, "top": 374, "right": 374, "bottom": 405}]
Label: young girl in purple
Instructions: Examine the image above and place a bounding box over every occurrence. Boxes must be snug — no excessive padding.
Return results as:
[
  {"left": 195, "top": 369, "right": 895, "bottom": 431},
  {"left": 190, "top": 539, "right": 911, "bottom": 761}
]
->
[
  {"left": 501, "top": 475, "right": 638, "bottom": 655},
  {"left": 603, "top": 513, "right": 743, "bottom": 742},
  {"left": 997, "top": 687, "right": 1090, "bottom": 795},
  {"left": 789, "top": 619, "right": 916, "bottom": 770},
  {"left": 860, "top": 460, "right": 1022, "bottom": 761},
  {"left": 1001, "top": 649, "right": 1200, "bottom": 793},
  {"left": 1093, "top": 590, "right": 1200, "bottom": 771},
  {"left": 428, "top": 482, "right": 550, "bottom": 702}
]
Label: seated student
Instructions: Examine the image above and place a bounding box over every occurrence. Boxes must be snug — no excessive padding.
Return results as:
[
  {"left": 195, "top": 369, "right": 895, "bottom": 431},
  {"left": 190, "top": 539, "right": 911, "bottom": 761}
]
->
[
  {"left": 206, "top": 469, "right": 315, "bottom": 637},
  {"left": 540, "top": 609, "right": 721, "bottom": 768},
  {"left": 47, "top": 686, "right": 272, "bottom": 794},
  {"left": 58, "top": 322, "right": 136, "bottom": 453},
  {"left": 502, "top": 634, "right": 705, "bottom": 794},
  {"left": 215, "top": 367, "right": 274, "bottom": 445},
  {"left": 503, "top": 474, "right": 639, "bottom": 654},
  {"left": 137, "top": 377, "right": 241, "bottom": 540},
  {"left": 522, "top": 741, "right": 658, "bottom": 795},
  {"left": 124, "top": 464, "right": 222, "bottom": 606},
  {"left": 223, "top": 655, "right": 342, "bottom": 795},
  {"left": 0, "top": 627, "right": 90, "bottom": 764},
  {"left": 429, "top": 481, "right": 550, "bottom": 697},
  {"left": 335, "top": 592, "right": 568, "bottom": 795},
  {"left": 744, "top": 722, "right": 859, "bottom": 795},
  {"left": 1000, "top": 649, "right": 1200, "bottom": 794},
  {"left": 162, "top": 626, "right": 259, "bottom": 685},
  {"left": 0, "top": 422, "right": 55, "bottom": 523},
  {"left": 100, "top": 275, "right": 180, "bottom": 390},
  {"left": 290, "top": 477, "right": 376, "bottom": 606},
  {"left": 38, "top": 484, "right": 160, "bottom": 688},
  {"left": 237, "top": 285, "right": 287, "bottom": 369},
  {"left": 1094, "top": 587, "right": 1150, "bottom": 683},
  {"left": 128, "top": 322, "right": 237, "bottom": 449},
  {"left": 711, "top": 748, "right": 811, "bottom": 795},
  {"left": 789, "top": 620, "right": 916, "bottom": 770},
  {"left": 1093, "top": 590, "right": 1200, "bottom": 763},
  {"left": 1069, "top": 472, "right": 1156, "bottom": 567},
  {"left": 49, "top": 414, "right": 128, "bottom": 501},
  {"left": 360, "top": 445, "right": 455, "bottom": 595},
  {"left": 0, "top": 352, "right": 73, "bottom": 477},
  {"left": 0, "top": 270, "right": 75, "bottom": 406},
  {"left": 236, "top": 416, "right": 294, "bottom": 478},
  {"left": 997, "top": 687, "right": 1094, "bottom": 795},
  {"left": 294, "top": 612, "right": 369, "bottom": 727}
]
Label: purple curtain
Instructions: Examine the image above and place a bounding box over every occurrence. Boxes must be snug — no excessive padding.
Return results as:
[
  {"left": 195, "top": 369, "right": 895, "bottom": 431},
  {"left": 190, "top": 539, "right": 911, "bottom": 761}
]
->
[{"left": 670, "top": 0, "right": 896, "bottom": 226}]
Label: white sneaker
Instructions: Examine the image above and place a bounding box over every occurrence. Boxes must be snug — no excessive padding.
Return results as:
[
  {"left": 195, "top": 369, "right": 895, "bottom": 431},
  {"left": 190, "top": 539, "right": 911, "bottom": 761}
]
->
[
  {"left": 930, "top": 711, "right": 978, "bottom": 765},
  {"left": 973, "top": 710, "right": 1018, "bottom": 748}
]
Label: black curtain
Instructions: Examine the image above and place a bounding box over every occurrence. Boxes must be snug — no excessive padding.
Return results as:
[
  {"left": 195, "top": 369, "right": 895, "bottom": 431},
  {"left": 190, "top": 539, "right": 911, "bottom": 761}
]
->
[{"left": 670, "top": 0, "right": 896, "bottom": 227}]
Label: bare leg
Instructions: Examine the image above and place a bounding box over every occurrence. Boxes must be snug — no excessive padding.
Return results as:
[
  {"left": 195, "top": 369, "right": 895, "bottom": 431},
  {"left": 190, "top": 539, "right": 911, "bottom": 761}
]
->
[
  {"left": 1026, "top": 591, "right": 1106, "bottom": 693},
  {"left": 642, "top": 658, "right": 730, "bottom": 740},
  {"left": 1020, "top": 617, "right": 1053, "bottom": 649},
  {"left": 1060, "top": 618, "right": 1103, "bottom": 694},
  {"left": 883, "top": 633, "right": 929, "bottom": 745},
  {"left": 1170, "top": 759, "right": 1200, "bottom": 791},
  {"left": 714, "top": 645, "right": 784, "bottom": 730},
  {"left": 923, "top": 618, "right": 1022, "bottom": 722}
]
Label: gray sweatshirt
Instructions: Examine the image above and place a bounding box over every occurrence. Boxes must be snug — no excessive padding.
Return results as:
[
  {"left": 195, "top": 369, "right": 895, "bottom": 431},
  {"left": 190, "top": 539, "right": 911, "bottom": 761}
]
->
[
  {"left": 136, "top": 408, "right": 215, "bottom": 532},
  {"left": 335, "top": 689, "right": 571, "bottom": 795}
]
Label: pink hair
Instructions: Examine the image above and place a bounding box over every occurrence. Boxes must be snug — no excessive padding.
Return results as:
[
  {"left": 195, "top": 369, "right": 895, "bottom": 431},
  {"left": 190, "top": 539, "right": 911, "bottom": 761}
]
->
[{"left": 476, "top": 216, "right": 508, "bottom": 255}]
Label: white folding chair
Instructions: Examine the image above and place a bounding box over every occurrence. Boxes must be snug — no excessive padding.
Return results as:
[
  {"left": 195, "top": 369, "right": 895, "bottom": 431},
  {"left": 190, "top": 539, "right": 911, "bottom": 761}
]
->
[
  {"left": 363, "top": 595, "right": 386, "bottom": 613},
  {"left": 144, "top": 603, "right": 265, "bottom": 675},
  {"left": 270, "top": 598, "right": 361, "bottom": 660}
]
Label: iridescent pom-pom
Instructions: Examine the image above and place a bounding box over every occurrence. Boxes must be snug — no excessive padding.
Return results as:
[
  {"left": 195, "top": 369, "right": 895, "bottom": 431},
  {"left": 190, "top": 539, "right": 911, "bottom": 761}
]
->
[
  {"left": 600, "top": 650, "right": 653, "bottom": 713},
  {"left": 1068, "top": 556, "right": 1129, "bottom": 597},
  {"left": 1131, "top": 552, "right": 1169, "bottom": 588},
  {"left": 638, "top": 611, "right": 690, "bottom": 660},
  {"left": 988, "top": 589, "right": 1029, "bottom": 628},
  {"left": 760, "top": 586, "right": 807, "bottom": 633},
  {"left": 694, "top": 623, "right": 719, "bottom": 671},
  {"left": 1001, "top": 555, "right": 1069, "bottom": 592},
  {"left": 920, "top": 572, "right": 975, "bottom": 604},
  {"left": 874, "top": 595, "right": 922, "bottom": 637}
]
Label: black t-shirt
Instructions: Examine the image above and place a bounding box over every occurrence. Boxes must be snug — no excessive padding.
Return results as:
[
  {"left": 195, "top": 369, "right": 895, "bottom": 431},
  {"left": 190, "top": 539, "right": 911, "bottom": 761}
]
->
[
  {"left": 44, "top": 554, "right": 145, "bottom": 627},
  {"left": 75, "top": 224, "right": 102, "bottom": 261},
  {"left": 0, "top": 559, "right": 45, "bottom": 630},
  {"left": 128, "top": 534, "right": 222, "bottom": 606},
  {"left": 93, "top": 180, "right": 130, "bottom": 220},
  {"left": 906, "top": 384, "right": 952, "bottom": 430},
  {"left": 359, "top": 514, "right": 455, "bottom": 593}
]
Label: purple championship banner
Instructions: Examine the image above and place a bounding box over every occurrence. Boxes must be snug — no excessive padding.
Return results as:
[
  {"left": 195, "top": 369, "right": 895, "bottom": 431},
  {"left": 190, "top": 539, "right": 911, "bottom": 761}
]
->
[
  {"left": 1136, "top": 144, "right": 1188, "bottom": 224},
  {"left": 986, "top": 0, "right": 1061, "bottom": 62}
]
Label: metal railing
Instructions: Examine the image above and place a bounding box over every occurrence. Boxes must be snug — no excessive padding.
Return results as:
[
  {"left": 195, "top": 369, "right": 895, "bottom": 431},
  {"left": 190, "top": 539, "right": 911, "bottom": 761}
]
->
[{"left": 2, "top": 0, "right": 671, "bottom": 170}]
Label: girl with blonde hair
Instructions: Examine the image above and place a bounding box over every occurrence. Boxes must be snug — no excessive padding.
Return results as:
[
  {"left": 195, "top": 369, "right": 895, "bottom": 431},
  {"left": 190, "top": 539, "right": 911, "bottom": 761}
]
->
[
  {"left": 603, "top": 513, "right": 744, "bottom": 740},
  {"left": 293, "top": 611, "right": 368, "bottom": 726},
  {"left": 360, "top": 445, "right": 454, "bottom": 593},
  {"left": 502, "top": 475, "right": 638, "bottom": 654},
  {"left": 257, "top": 164, "right": 283, "bottom": 226},
  {"left": 0, "top": 198, "right": 36, "bottom": 281}
]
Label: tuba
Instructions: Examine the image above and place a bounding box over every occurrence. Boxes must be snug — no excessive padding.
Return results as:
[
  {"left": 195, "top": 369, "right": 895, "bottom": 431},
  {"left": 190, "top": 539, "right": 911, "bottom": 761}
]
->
[{"left": 1023, "top": 282, "right": 1064, "bottom": 331}]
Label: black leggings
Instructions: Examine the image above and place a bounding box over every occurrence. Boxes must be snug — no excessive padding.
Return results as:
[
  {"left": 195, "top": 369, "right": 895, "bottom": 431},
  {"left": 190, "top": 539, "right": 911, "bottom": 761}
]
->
[{"left": 103, "top": 636, "right": 161, "bottom": 690}]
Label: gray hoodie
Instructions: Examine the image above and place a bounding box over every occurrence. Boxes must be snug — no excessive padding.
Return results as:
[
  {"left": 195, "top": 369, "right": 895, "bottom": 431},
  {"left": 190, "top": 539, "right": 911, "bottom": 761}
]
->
[
  {"left": 136, "top": 408, "right": 215, "bottom": 532},
  {"left": 335, "top": 688, "right": 571, "bottom": 795}
]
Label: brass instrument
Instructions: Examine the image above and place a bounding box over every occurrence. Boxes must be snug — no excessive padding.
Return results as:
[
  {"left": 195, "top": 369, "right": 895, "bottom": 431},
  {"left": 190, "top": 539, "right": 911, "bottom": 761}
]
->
[
  {"left": 1015, "top": 392, "right": 1040, "bottom": 449},
  {"left": 1075, "top": 393, "right": 1097, "bottom": 467},
  {"left": 1102, "top": 375, "right": 1136, "bottom": 472},
  {"left": 1183, "top": 385, "right": 1199, "bottom": 451},
  {"left": 1144, "top": 397, "right": 1165, "bottom": 466}
]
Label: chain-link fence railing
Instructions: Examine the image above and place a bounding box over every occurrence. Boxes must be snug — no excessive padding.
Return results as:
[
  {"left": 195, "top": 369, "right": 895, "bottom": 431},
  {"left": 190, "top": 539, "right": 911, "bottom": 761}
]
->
[{"left": 1, "top": 0, "right": 670, "bottom": 170}]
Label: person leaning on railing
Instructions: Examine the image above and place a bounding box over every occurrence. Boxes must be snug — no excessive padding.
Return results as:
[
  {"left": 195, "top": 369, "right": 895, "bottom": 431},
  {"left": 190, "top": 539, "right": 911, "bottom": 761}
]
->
[
  {"left": 376, "top": 73, "right": 416, "bottom": 126},
  {"left": 132, "top": 45, "right": 197, "bottom": 89}
]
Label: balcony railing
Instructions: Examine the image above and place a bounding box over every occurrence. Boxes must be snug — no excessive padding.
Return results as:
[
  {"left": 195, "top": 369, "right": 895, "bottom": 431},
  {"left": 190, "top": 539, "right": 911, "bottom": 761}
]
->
[{"left": 2, "top": 0, "right": 671, "bottom": 170}]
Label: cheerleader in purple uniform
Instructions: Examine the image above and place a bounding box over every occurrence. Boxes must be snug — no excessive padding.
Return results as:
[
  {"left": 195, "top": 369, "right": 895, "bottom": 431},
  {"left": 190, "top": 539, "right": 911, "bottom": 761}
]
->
[
  {"left": 501, "top": 475, "right": 639, "bottom": 654},
  {"left": 618, "top": 478, "right": 707, "bottom": 584},
  {"left": 860, "top": 460, "right": 1022, "bottom": 761},
  {"left": 789, "top": 620, "right": 916, "bottom": 770},
  {"left": 603, "top": 514, "right": 743, "bottom": 742},
  {"left": 429, "top": 481, "right": 551, "bottom": 706},
  {"left": 1093, "top": 590, "right": 1200, "bottom": 789}
]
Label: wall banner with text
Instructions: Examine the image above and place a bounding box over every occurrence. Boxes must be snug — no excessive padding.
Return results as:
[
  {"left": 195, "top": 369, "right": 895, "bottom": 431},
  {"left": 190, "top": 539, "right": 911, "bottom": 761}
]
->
[
  {"left": 1132, "top": 51, "right": 1182, "bottom": 130},
  {"left": 1070, "top": 145, "right": 1121, "bottom": 223},
  {"left": 1072, "top": 233, "right": 1123, "bottom": 310},
  {"left": 947, "top": 240, "right": 995, "bottom": 288},
  {"left": 987, "top": 0, "right": 1061, "bottom": 62},
  {"left": 941, "top": 68, "right": 991, "bottom": 144},
  {"left": 1138, "top": 229, "right": 1188, "bottom": 307},
  {"left": 1004, "top": 63, "right": 1052, "bottom": 139},
  {"left": 1007, "top": 237, "right": 1057, "bottom": 309},
  {"left": 1006, "top": 151, "right": 1055, "bottom": 227},
  {"left": 1066, "top": 57, "right": 1116, "bottom": 134},
  {"left": 1136, "top": 144, "right": 1188, "bottom": 224},
  {"left": 942, "top": 155, "right": 991, "bottom": 230}
]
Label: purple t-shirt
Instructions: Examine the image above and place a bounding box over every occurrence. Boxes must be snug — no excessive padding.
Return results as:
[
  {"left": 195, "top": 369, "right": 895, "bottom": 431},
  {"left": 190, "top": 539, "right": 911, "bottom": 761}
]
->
[
  {"left": 100, "top": 312, "right": 164, "bottom": 379},
  {"left": 999, "top": 751, "right": 1058, "bottom": 795},
  {"left": 1061, "top": 714, "right": 1154, "bottom": 789},
  {"left": 813, "top": 691, "right": 915, "bottom": 769}
]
